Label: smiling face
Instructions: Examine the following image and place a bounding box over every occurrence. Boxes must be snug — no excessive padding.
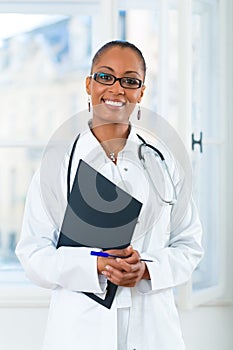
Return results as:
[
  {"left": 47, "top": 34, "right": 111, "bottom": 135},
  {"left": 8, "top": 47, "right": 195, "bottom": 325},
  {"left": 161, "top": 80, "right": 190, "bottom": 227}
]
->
[{"left": 86, "top": 46, "right": 146, "bottom": 125}]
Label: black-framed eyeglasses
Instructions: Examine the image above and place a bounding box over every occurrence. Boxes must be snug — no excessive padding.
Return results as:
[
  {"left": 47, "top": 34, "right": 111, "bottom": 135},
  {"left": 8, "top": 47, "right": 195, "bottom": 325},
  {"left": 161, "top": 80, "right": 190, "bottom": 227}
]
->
[{"left": 91, "top": 72, "right": 143, "bottom": 89}]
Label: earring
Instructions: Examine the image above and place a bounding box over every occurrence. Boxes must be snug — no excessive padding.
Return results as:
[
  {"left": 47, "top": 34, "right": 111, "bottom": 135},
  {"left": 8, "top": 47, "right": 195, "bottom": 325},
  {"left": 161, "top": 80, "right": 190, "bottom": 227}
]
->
[
  {"left": 137, "top": 104, "right": 141, "bottom": 120},
  {"left": 88, "top": 95, "right": 91, "bottom": 112}
]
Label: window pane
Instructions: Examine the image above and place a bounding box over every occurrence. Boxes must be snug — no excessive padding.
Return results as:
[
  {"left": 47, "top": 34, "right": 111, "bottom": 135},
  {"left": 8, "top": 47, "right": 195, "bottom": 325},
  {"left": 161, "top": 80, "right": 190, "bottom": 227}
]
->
[
  {"left": 192, "top": 145, "right": 220, "bottom": 290},
  {"left": 0, "top": 147, "right": 43, "bottom": 268},
  {"left": 120, "top": 4, "right": 221, "bottom": 296},
  {"left": 191, "top": 5, "right": 220, "bottom": 292},
  {"left": 118, "top": 9, "right": 179, "bottom": 127},
  {"left": 0, "top": 14, "right": 92, "bottom": 142},
  {"left": 0, "top": 13, "right": 92, "bottom": 273},
  {"left": 119, "top": 10, "right": 159, "bottom": 111}
]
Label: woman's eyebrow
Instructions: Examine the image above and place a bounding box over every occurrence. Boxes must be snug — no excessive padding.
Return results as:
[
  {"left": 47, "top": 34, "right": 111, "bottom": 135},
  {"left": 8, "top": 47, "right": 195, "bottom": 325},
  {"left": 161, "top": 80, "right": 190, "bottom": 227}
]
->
[
  {"left": 124, "top": 70, "right": 141, "bottom": 77},
  {"left": 97, "top": 65, "right": 114, "bottom": 72},
  {"left": 97, "top": 66, "right": 141, "bottom": 77}
]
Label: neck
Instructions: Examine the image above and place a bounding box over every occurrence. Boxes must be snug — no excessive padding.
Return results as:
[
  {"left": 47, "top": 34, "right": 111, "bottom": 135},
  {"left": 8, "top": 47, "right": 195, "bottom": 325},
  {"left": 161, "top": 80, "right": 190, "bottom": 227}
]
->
[
  {"left": 91, "top": 122, "right": 130, "bottom": 143},
  {"left": 90, "top": 122, "right": 130, "bottom": 163}
]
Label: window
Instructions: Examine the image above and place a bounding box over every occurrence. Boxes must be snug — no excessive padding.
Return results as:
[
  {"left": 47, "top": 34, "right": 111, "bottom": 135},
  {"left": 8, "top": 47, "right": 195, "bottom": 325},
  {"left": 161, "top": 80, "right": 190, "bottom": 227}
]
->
[
  {"left": 0, "top": 12, "right": 93, "bottom": 286},
  {"left": 0, "top": 0, "right": 231, "bottom": 307},
  {"left": 191, "top": 0, "right": 221, "bottom": 294},
  {"left": 117, "top": 0, "right": 231, "bottom": 306}
]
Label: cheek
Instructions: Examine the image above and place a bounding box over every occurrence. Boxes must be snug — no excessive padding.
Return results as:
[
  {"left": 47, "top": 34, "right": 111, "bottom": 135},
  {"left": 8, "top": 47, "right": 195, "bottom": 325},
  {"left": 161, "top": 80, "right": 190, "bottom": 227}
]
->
[
  {"left": 127, "top": 91, "right": 143, "bottom": 103},
  {"left": 90, "top": 85, "right": 103, "bottom": 103}
]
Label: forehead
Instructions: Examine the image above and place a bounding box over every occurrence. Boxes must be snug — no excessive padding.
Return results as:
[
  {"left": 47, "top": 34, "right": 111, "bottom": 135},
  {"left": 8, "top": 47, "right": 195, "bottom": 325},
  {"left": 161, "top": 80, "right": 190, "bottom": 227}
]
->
[{"left": 93, "top": 47, "right": 144, "bottom": 75}]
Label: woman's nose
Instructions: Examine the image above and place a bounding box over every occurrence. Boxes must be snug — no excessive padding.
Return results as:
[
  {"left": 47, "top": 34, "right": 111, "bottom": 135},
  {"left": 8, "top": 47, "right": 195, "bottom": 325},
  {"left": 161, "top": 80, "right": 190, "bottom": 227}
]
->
[{"left": 108, "top": 80, "right": 125, "bottom": 94}]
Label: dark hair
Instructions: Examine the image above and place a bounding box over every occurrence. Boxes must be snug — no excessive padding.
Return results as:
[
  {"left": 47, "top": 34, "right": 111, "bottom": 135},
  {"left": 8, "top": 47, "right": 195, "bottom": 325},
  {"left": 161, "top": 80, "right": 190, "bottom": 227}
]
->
[{"left": 91, "top": 40, "right": 146, "bottom": 81}]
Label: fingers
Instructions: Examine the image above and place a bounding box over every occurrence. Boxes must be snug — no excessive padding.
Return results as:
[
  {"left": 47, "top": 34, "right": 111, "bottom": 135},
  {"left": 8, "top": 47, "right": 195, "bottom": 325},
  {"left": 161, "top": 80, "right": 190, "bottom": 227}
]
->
[
  {"left": 97, "top": 246, "right": 136, "bottom": 273},
  {"left": 97, "top": 256, "right": 124, "bottom": 274},
  {"left": 97, "top": 247, "right": 140, "bottom": 269},
  {"left": 118, "top": 250, "right": 140, "bottom": 266},
  {"left": 115, "top": 258, "right": 137, "bottom": 272},
  {"left": 102, "top": 261, "right": 146, "bottom": 287},
  {"left": 106, "top": 245, "right": 133, "bottom": 258},
  {"left": 97, "top": 247, "right": 145, "bottom": 286}
]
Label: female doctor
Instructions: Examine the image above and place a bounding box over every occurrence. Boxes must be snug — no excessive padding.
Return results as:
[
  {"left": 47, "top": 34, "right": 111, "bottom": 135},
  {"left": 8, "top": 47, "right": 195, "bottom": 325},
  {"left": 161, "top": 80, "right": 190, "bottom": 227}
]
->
[{"left": 16, "top": 40, "right": 203, "bottom": 350}]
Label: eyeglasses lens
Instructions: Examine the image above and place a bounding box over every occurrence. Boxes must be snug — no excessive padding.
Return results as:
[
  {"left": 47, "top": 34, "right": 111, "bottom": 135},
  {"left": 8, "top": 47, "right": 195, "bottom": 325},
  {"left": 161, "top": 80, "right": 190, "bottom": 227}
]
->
[{"left": 93, "top": 73, "right": 142, "bottom": 89}]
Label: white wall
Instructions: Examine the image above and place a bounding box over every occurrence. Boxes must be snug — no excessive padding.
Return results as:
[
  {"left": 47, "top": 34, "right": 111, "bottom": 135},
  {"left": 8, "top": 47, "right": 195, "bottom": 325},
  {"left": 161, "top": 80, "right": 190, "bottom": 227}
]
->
[
  {"left": 0, "top": 307, "right": 47, "bottom": 350},
  {"left": 0, "top": 305, "right": 232, "bottom": 350},
  {"left": 181, "top": 306, "right": 233, "bottom": 350}
]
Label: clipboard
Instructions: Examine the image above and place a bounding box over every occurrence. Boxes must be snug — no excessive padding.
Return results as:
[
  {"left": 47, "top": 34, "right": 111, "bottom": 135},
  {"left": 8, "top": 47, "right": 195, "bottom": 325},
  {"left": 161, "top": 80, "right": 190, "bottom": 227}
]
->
[{"left": 57, "top": 159, "right": 142, "bottom": 308}]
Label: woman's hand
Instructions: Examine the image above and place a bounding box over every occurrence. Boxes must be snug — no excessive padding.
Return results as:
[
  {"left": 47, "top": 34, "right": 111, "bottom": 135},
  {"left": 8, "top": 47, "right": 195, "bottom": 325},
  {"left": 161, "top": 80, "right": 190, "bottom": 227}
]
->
[
  {"left": 97, "top": 246, "right": 132, "bottom": 274},
  {"left": 97, "top": 246, "right": 150, "bottom": 287}
]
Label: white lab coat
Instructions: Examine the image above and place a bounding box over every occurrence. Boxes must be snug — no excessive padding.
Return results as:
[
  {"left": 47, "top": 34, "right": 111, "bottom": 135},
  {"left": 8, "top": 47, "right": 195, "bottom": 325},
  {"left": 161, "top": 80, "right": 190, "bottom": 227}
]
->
[{"left": 16, "top": 126, "right": 203, "bottom": 350}]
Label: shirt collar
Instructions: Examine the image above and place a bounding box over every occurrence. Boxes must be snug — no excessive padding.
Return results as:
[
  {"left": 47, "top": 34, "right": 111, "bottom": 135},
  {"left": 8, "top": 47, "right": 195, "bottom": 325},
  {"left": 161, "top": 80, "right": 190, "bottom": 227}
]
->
[{"left": 71, "top": 121, "right": 142, "bottom": 168}]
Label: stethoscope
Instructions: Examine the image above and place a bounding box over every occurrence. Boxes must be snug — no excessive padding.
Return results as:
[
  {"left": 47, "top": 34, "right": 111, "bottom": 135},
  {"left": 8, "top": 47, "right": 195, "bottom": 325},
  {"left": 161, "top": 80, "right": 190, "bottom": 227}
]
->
[
  {"left": 67, "top": 133, "right": 177, "bottom": 206},
  {"left": 137, "top": 134, "right": 177, "bottom": 205}
]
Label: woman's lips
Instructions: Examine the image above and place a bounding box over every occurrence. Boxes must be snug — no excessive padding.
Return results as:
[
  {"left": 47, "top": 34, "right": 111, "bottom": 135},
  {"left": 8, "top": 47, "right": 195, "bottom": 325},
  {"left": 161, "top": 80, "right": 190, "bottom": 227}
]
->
[{"left": 103, "top": 99, "right": 125, "bottom": 107}]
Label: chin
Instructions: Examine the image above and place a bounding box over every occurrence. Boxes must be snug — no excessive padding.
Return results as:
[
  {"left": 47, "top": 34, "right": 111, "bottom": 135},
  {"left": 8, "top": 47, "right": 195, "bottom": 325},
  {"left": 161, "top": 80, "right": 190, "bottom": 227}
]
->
[{"left": 92, "top": 104, "right": 134, "bottom": 126}]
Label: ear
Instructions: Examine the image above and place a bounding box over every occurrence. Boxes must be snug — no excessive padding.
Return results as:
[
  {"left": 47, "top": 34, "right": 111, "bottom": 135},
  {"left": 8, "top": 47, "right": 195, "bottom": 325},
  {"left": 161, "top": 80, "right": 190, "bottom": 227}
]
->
[
  {"left": 138, "top": 84, "right": 146, "bottom": 103},
  {"left": 86, "top": 76, "right": 91, "bottom": 95}
]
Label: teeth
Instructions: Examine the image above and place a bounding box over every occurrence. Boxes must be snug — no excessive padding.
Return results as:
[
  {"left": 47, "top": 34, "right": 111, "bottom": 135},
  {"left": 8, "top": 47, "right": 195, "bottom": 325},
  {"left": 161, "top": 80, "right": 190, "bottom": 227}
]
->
[{"left": 105, "top": 100, "right": 123, "bottom": 107}]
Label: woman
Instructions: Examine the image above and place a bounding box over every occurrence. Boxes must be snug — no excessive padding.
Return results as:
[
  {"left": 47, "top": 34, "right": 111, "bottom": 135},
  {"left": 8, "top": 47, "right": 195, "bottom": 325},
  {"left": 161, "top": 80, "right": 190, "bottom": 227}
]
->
[{"left": 16, "top": 40, "right": 203, "bottom": 350}]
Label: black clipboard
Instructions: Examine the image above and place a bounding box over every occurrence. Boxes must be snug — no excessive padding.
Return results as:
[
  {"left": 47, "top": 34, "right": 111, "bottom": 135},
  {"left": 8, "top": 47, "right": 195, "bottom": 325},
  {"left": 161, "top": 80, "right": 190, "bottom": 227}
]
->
[{"left": 57, "top": 159, "right": 142, "bottom": 309}]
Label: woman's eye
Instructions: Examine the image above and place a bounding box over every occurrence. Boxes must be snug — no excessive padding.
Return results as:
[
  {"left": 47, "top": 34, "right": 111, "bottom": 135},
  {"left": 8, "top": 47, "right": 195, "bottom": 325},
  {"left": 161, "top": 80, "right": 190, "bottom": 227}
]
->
[
  {"left": 99, "top": 73, "right": 111, "bottom": 81},
  {"left": 124, "top": 78, "right": 138, "bottom": 86}
]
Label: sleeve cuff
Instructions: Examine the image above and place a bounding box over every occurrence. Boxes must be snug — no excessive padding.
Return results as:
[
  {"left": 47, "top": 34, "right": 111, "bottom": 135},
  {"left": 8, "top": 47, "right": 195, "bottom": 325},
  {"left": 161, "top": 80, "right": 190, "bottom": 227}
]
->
[
  {"left": 136, "top": 279, "right": 152, "bottom": 294},
  {"left": 98, "top": 273, "right": 108, "bottom": 292}
]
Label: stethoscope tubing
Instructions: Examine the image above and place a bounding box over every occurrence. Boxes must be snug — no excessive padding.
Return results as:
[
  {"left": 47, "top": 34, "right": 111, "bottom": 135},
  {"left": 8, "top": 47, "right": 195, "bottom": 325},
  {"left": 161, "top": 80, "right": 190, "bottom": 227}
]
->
[
  {"left": 137, "top": 133, "right": 165, "bottom": 161},
  {"left": 137, "top": 134, "right": 177, "bottom": 205},
  {"left": 67, "top": 133, "right": 177, "bottom": 205}
]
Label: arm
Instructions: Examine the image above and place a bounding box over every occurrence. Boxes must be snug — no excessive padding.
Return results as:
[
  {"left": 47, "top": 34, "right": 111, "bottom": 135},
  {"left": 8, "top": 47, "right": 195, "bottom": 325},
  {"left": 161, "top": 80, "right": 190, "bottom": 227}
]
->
[
  {"left": 15, "top": 170, "right": 107, "bottom": 293},
  {"left": 97, "top": 199, "right": 203, "bottom": 291},
  {"left": 136, "top": 198, "right": 204, "bottom": 293}
]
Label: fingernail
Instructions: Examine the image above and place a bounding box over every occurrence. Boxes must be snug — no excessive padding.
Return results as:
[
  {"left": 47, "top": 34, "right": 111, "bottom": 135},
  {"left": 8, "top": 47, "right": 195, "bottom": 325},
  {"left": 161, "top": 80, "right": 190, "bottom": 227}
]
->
[
  {"left": 127, "top": 245, "right": 132, "bottom": 251},
  {"left": 105, "top": 265, "right": 111, "bottom": 270},
  {"left": 116, "top": 258, "right": 121, "bottom": 263},
  {"left": 102, "top": 271, "right": 107, "bottom": 276}
]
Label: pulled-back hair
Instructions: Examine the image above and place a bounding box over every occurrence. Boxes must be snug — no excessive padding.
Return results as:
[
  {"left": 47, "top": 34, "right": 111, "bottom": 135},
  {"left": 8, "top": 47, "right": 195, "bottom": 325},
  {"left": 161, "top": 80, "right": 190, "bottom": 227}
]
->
[{"left": 91, "top": 40, "right": 146, "bottom": 81}]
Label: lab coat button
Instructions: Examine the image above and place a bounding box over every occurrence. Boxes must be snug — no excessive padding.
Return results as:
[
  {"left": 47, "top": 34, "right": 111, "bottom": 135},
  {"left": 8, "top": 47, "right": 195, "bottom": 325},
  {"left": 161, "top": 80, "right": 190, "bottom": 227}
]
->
[{"left": 124, "top": 167, "right": 128, "bottom": 171}]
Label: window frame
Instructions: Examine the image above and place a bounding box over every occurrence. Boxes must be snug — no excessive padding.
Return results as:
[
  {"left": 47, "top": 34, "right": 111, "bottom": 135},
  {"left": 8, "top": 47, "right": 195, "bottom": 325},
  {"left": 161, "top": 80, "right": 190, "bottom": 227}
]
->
[
  {"left": 0, "top": 0, "right": 104, "bottom": 308},
  {"left": 0, "top": 0, "right": 232, "bottom": 308},
  {"left": 184, "top": 0, "right": 232, "bottom": 307},
  {"left": 115, "top": 0, "right": 233, "bottom": 307}
]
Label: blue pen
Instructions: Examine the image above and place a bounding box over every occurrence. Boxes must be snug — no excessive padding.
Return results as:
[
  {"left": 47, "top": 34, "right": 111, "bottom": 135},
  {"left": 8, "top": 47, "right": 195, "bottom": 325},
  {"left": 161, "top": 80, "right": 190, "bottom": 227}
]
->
[{"left": 90, "top": 250, "right": 154, "bottom": 262}]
